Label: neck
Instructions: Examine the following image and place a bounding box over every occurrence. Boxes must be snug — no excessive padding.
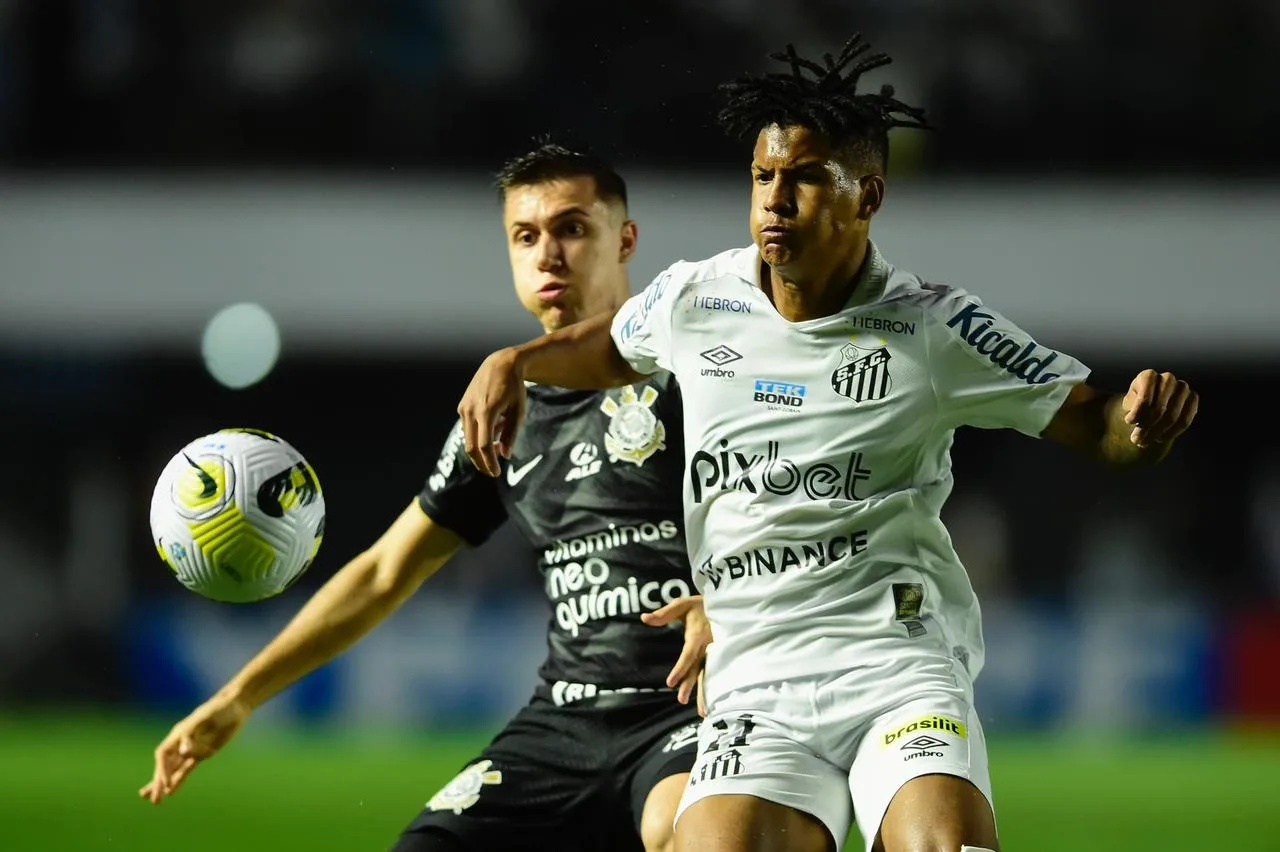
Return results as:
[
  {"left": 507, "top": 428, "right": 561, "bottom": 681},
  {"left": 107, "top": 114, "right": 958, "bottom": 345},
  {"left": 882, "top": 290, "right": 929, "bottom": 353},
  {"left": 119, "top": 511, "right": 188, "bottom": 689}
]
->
[{"left": 764, "top": 241, "right": 868, "bottom": 322}]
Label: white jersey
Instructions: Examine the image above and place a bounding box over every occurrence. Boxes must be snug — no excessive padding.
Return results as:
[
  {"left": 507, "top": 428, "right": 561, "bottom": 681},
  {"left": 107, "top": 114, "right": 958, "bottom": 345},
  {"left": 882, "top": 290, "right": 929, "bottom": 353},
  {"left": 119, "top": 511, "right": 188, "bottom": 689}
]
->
[{"left": 611, "top": 242, "right": 1090, "bottom": 706}]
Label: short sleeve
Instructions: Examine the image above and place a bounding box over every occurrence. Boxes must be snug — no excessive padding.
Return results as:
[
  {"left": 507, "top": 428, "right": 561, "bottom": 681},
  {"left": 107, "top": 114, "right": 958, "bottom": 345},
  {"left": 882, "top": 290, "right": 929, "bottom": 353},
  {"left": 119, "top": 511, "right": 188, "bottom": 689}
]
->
[
  {"left": 611, "top": 266, "right": 682, "bottom": 375},
  {"left": 926, "top": 285, "right": 1091, "bottom": 437},
  {"left": 416, "top": 420, "right": 507, "bottom": 546}
]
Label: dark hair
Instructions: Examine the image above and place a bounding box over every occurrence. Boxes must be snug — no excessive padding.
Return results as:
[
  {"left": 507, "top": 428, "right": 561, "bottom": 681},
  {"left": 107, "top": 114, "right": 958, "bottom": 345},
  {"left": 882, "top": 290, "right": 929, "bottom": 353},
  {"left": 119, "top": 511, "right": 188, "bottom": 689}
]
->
[
  {"left": 716, "top": 34, "right": 931, "bottom": 173},
  {"left": 494, "top": 141, "right": 628, "bottom": 209}
]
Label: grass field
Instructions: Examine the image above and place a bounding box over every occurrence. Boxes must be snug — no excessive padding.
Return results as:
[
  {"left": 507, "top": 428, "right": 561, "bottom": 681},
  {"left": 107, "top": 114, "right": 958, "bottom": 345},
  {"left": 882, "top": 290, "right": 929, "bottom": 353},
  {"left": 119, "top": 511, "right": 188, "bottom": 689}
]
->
[{"left": 3, "top": 715, "right": 1278, "bottom": 851}]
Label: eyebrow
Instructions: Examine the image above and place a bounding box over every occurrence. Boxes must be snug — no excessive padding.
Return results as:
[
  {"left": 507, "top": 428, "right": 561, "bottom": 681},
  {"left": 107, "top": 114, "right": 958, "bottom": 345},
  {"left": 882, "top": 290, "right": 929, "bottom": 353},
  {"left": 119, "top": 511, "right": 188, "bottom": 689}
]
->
[
  {"left": 753, "top": 160, "right": 827, "bottom": 171},
  {"left": 509, "top": 206, "right": 593, "bottom": 230}
]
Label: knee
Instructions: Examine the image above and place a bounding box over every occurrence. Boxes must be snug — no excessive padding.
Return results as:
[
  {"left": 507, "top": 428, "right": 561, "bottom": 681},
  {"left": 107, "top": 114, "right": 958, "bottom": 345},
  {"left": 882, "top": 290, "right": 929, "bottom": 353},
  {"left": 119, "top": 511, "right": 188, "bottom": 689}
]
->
[{"left": 639, "top": 806, "right": 676, "bottom": 852}]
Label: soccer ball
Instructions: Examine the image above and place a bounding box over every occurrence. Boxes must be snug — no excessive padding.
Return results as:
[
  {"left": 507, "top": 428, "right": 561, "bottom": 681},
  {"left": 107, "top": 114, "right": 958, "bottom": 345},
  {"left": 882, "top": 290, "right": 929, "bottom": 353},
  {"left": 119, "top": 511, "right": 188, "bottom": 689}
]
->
[{"left": 149, "top": 428, "right": 326, "bottom": 603}]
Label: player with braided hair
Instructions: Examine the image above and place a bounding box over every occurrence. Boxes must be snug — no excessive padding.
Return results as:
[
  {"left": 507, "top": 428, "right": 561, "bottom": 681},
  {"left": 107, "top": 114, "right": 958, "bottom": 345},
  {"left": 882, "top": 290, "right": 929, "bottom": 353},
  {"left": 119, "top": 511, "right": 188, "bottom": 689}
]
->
[
  {"left": 716, "top": 35, "right": 930, "bottom": 168},
  {"left": 457, "top": 35, "right": 1199, "bottom": 852}
]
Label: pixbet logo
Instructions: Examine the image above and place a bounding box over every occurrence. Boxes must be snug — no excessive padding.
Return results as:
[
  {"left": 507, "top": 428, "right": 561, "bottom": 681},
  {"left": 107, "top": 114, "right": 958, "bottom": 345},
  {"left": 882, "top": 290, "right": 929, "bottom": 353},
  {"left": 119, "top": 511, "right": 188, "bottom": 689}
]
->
[{"left": 688, "top": 441, "right": 872, "bottom": 504}]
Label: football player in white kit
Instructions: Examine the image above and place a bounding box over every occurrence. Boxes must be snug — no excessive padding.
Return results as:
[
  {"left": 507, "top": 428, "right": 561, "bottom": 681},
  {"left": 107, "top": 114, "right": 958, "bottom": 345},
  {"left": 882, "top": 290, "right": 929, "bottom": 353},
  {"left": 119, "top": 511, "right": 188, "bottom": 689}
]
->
[{"left": 454, "top": 36, "right": 1200, "bottom": 852}]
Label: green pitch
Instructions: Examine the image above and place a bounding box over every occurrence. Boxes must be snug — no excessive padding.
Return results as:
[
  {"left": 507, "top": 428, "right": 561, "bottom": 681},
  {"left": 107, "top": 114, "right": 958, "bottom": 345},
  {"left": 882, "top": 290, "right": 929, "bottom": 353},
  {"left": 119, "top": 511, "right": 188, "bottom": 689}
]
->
[{"left": 3, "top": 714, "right": 1277, "bottom": 851}]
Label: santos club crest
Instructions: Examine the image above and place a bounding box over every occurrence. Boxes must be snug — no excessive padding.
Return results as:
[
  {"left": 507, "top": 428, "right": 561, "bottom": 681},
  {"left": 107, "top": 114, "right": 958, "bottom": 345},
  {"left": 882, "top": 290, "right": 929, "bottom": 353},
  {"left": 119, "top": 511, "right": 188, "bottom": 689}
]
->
[
  {"left": 601, "top": 384, "right": 666, "bottom": 466},
  {"left": 831, "top": 342, "right": 892, "bottom": 403}
]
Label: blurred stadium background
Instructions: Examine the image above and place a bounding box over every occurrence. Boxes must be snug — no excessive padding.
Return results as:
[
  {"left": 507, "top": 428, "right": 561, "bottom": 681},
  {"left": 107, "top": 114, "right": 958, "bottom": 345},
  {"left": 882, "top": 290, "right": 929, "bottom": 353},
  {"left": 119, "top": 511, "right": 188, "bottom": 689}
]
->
[{"left": 2, "top": 2, "right": 1279, "bottom": 850}]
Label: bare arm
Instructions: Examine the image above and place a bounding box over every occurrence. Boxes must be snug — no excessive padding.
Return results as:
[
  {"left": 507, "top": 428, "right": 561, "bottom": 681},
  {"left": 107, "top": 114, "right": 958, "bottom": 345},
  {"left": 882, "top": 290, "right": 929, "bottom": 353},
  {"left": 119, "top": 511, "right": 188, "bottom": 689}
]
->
[
  {"left": 459, "top": 312, "right": 645, "bottom": 477},
  {"left": 226, "top": 501, "right": 462, "bottom": 708},
  {"left": 510, "top": 311, "right": 644, "bottom": 389},
  {"left": 1042, "top": 370, "right": 1199, "bottom": 466},
  {"left": 142, "top": 502, "right": 463, "bottom": 803}
]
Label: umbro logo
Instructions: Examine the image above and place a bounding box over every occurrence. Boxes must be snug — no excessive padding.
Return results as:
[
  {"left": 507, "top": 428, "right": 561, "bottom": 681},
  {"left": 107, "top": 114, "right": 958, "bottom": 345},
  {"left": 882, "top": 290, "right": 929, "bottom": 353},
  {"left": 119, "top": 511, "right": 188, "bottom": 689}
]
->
[
  {"left": 699, "top": 345, "right": 742, "bottom": 367},
  {"left": 900, "top": 735, "right": 947, "bottom": 751}
]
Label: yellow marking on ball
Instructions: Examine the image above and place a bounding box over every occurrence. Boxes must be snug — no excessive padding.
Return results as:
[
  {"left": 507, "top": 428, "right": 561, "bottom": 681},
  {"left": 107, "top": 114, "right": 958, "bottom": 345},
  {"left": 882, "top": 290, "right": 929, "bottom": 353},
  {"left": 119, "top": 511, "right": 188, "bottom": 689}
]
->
[
  {"left": 175, "top": 457, "right": 228, "bottom": 513},
  {"left": 187, "top": 503, "right": 276, "bottom": 584}
]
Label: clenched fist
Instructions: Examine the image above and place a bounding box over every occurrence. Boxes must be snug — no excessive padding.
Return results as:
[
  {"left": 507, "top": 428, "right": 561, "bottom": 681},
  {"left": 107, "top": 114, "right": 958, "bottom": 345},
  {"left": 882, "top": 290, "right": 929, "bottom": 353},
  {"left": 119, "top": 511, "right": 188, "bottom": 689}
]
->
[{"left": 1121, "top": 369, "right": 1199, "bottom": 449}]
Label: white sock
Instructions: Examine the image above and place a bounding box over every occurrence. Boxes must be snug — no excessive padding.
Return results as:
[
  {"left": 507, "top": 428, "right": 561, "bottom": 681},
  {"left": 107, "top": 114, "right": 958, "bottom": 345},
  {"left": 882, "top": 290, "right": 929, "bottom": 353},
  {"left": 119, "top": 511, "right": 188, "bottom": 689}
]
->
[{"left": 960, "top": 847, "right": 997, "bottom": 852}]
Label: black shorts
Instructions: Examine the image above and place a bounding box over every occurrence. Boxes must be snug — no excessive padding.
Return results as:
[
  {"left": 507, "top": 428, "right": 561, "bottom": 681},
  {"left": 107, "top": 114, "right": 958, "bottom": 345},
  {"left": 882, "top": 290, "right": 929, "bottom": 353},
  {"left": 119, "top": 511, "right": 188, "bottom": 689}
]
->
[{"left": 391, "top": 692, "right": 702, "bottom": 852}]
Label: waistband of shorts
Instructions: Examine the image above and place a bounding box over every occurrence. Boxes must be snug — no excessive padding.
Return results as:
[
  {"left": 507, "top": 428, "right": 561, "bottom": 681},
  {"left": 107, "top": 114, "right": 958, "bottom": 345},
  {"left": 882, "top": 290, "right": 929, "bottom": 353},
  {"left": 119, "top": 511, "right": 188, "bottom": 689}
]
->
[{"left": 538, "top": 679, "right": 676, "bottom": 709}]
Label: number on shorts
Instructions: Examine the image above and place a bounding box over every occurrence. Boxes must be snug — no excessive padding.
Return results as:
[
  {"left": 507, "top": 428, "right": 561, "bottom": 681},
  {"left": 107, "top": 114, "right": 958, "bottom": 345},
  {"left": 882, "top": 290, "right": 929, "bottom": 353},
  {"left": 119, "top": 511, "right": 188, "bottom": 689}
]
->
[{"left": 705, "top": 714, "right": 755, "bottom": 753}]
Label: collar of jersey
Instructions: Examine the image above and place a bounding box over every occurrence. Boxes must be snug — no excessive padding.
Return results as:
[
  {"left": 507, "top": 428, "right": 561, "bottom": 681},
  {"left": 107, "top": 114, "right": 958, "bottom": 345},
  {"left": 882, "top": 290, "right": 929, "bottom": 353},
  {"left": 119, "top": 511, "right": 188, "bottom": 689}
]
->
[{"left": 731, "top": 239, "right": 891, "bottom": 317}]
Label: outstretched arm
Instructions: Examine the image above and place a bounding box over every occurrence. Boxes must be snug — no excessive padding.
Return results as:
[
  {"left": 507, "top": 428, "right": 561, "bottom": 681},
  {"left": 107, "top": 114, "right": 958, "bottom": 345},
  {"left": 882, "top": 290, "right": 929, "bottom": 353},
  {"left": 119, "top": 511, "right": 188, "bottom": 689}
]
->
[
  {"left": 140, "top": 503, "right": 462, "bottom": 804},
  {"left": 459, "top": 311, "right": 645, "bottom": 477},
  {"left": 1042, "top": 369, "right": 1199, "bottom": 465}
]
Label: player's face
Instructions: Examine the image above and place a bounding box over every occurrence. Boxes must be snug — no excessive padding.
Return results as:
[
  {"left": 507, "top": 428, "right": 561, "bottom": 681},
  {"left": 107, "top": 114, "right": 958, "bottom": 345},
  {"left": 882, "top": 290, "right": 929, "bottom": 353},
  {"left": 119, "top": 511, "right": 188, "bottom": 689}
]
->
[
  {"left": 749, "top": 124, "right": 879, "bottom": 280},
  {"left": 503, "top": 177, "right": 637, "bottom": 332}
]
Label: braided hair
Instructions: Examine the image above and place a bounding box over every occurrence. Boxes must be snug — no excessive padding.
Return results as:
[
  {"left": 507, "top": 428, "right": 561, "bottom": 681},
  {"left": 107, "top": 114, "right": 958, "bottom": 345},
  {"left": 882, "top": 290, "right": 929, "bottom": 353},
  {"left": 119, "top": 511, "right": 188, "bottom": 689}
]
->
[{"left": 717, "top": 34, "right": 930, "bottom": 172}]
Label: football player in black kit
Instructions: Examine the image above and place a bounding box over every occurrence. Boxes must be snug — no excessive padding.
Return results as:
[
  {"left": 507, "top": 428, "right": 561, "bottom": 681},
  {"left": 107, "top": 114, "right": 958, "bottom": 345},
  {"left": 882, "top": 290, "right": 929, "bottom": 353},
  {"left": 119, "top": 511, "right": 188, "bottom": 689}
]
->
[{"left": 139, "top": 144, "right": 710, "bottom": 852}]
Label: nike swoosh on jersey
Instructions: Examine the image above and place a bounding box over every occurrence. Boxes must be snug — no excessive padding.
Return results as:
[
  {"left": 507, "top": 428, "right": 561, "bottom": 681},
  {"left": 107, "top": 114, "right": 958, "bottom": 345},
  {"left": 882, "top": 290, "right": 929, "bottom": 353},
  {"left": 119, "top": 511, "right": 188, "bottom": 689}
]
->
[{"left": 506, "top": 454, "right": 544, "bottom": 486}]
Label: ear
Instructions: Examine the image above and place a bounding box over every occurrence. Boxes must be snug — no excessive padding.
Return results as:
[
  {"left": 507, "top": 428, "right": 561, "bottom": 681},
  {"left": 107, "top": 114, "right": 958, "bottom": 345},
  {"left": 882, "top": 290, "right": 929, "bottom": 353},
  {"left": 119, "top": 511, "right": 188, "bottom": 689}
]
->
[
  {"left": 619, "top": 219, "right": 639, "bottom": 262},
  {"left": 858, "top": 176, "right": 885, "bottom": 220}
]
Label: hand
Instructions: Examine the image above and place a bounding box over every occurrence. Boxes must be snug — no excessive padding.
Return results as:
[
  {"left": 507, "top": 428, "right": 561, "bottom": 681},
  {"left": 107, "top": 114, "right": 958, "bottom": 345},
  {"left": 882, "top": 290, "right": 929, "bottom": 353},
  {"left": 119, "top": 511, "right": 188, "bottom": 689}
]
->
[
  {"left": 1122, "top": 370, "right": 1199, "bottom": 448},
  {"left": 641, "top": 595, "right": 712, "bottom": 707},
  {"left": 138, "top": 694, "right": 252, "bottom": 805},
  {"left": 458, "top": 348, "right": 528, "bottom": 477}
]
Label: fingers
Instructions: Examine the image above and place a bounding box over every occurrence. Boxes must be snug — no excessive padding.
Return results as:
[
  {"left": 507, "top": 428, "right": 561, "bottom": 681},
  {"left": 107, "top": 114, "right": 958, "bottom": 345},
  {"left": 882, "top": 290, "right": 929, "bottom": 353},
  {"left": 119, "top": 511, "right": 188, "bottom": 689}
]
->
[
  {"left": 666, "top": 638, "right": 704, "bottom": 691},
  {"left": 143, "top": 733, "right": 201, "bottom": 805},
  {"left": 1126, "top": 371, "right": 1199, "bottom": 447},
  {"left": 1123, "top": 369, "right": 1158, "bottom": 427},
  {"left": 459, "top": 352, "right": 527, "bottom": 477},
  {"left": 676, "top": 668, "right": 698, "bottom": 705},
  {"left": 461, "top": 398, "right": 500, "bottom": 478},
  {"left": 165, "top": 755, "right": 200, "bottom": 795},
  {"left": 495, "top": 395, "right": 527, "bottom": 461},
  {"left": 640, "top": 595, "right": 700, "bottom": 627},
  {"left": 696, "top": 670, "right": 708, "bottom": 718},
  {"left": 1146, "top": 378, "right": 1199, "bottom": 444},
  {"left": 460, "top": 398, "right": 482, "bottom": 475}
]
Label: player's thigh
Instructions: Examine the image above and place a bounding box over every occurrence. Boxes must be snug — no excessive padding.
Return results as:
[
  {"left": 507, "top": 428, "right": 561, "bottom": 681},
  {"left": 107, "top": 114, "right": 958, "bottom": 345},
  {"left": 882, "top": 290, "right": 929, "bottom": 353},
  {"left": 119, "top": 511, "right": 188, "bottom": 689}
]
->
[
  {"left": 674, "top": 710, "right": 848, "bottom": 852},
  {"left": 676, "top": 795, "right": 834, "bottom": 852},
  {"left": 639, "top": 772, "right": 688, "bottom": 852},
  {"left": 394, "top": 753, "right": 572, "bottom": 852},
  {"left": 874, "top": 774, "right": 998, "bottom": 852},
  {"left": 397, "top": 706, "right": 607, "bottom": 851},
  {"left": 627, "top": 715, "right": 701, "bottom": 852},
  {"left": 848, "top": 695, "right": 996, "bottom": 852}
]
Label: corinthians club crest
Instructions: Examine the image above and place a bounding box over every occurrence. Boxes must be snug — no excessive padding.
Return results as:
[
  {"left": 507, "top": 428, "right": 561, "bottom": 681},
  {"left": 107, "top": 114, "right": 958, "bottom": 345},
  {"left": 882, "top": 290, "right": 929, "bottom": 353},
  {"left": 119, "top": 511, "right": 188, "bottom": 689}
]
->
[
  {"left": 600, "top": 384, "right": 666, "bottom": 466},
  {"left": 831, "top": 340, "right": 892, "bottom": 403},
  {"left": 426, "top": 759, "right": 503, "bottom": 815}
]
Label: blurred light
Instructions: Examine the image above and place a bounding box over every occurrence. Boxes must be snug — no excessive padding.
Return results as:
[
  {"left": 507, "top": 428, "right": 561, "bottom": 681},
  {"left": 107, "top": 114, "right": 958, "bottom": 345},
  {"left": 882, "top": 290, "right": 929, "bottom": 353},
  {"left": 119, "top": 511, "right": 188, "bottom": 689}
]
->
[{"left": 200, "top": 303, "right": 281, "bottom": 389}]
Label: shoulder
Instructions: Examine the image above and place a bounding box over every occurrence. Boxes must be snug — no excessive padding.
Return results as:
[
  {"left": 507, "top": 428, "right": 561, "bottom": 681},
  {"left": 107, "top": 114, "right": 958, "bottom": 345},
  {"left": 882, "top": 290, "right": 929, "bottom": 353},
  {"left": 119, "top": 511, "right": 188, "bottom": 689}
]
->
[
  {"left": 875, "top": 262, "right": 969, "bottom": 311},
  {"left": 876, "top": 272, "right": 988, "bottom": 333},
  {"left": 651, "top": 245, "right": 758, "bottom": 294}
]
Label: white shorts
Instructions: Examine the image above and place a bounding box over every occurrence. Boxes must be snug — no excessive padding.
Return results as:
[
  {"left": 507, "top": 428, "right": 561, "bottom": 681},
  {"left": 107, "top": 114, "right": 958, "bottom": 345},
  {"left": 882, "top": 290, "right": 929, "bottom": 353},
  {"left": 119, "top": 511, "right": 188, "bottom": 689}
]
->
[{"left": 674, "top": 654, "right": 994, "bottom": 852}]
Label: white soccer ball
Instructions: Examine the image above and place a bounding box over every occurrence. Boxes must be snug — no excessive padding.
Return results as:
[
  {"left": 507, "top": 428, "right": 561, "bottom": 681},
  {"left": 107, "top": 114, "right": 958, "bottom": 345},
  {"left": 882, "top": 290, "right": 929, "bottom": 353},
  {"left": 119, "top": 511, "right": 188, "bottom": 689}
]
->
[{"left": 149, "top": 428, "right": 326, "bottom": 603}]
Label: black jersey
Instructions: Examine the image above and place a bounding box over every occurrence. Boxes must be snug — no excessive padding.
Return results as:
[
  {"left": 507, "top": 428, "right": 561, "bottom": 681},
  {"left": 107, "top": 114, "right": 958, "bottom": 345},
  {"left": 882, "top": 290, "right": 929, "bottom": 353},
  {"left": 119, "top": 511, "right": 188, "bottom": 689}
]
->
[{"left": 418, "top": 373, "right": 689, "bottom": 696}]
